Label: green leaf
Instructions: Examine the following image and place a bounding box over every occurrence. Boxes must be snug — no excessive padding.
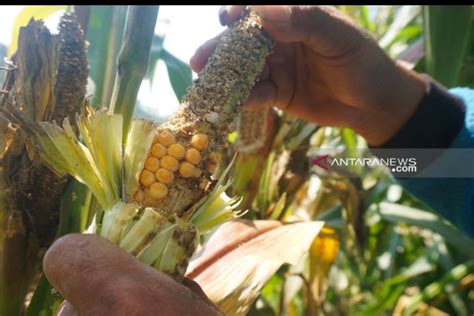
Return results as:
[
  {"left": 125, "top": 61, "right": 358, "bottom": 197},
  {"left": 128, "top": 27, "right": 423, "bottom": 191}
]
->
[
  {"left": 147, "top": 34, "right": 192, "bottom": 102},
  {"left": 359, "top": 6, "right": 375, "bottom": 33},
  {"left": 147, "top": 34, "right": 165, "bottom": 86},
  {"left": 109, "top": 6, "right": 159, "bottom": 140},
  {"left": 87, "top": 6, "right": 127, "bottom": 107},
  {"left": 57, "top": 181, "right": 94, "bottom": 235},
  {"left": 430, "top": 236, "right": 469, "bottom": 316},
  {"left": 359, "top": 256, "right": 434, "bottom": 315},
  {"left": 25, "top": 275, "right": 62, "bottom": 316},
  {"left": 423, "top": 5, "right": 472, "bottom": 87},
  {"left": 402, "top": 259, "right": 474, "bottom": 316},
  {"left": 378, "top": 202, "right": 474, "bottom": 258},
  {"left": 379, "top": 6, "right": 420, "bottom": 49},
  {"left": 160, "top": 49, "right": 193, "bottom": 102}
]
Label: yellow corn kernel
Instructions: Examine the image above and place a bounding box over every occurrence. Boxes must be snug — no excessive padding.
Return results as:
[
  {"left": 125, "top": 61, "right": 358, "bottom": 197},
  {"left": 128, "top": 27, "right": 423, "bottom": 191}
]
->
[
  {"left": 149, "top": 182, "right": 168, "bottom": 199},
  {"left": 140, "top": 170, "right": 155, "bottom": 187},
  {"left": 185, "top": 148, "right": 201, "bottom": 165},
  {"left": 134, "top": 190, "right": 145, "bottom": 202},
  {"left": 167, "top": 143, "right": 185, "bottom": 160},
  {"left": 208, "top": 152, "right": 221, "bottom": 163},
  {"left": 193, "top": 168, "right": 202, "bottom": 178},
  {"left": 160, "top": 155, "right": 179, "bottom": 172},
  {"left": 151, "top": 143, "right": 166, "bottom": 158},
  {"left": 158, "top": 131, "right": 176, "bottom": 147},
  {"left": 191, "top": 133, "right": 209, "bottom": 150},
  {"left": 155, "top": 168, "right": 174, "bottom": 184},
  {"left": 144, "top": 156, "right": 160, "bottom": 172},
  {"left": 179, "top": 162, "right": 196, "bottom": 178},
  {"left": 207, "top": 163, "right": 217, "bottom": 174}
]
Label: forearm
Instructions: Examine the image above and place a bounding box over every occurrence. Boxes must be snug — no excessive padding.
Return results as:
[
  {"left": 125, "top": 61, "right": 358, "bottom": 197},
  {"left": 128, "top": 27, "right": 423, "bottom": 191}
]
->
[{"left": 370, "top": 77, "right": 474, "bottom": 238}]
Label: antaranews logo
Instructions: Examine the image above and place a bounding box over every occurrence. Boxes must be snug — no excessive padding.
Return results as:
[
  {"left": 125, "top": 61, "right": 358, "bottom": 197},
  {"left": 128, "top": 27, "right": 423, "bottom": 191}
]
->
[
  {"left": 311, "top": 154, "right": 417, "bottom": 174},
  {"left": 311, "top": 154, "right": 329, "bottom": 171}
]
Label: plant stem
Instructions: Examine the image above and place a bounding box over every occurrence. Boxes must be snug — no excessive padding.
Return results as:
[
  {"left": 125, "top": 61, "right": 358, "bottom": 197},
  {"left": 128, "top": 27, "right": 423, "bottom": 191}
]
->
[{"left": 109, "top": 5, "right": 159, "bottom": 142}]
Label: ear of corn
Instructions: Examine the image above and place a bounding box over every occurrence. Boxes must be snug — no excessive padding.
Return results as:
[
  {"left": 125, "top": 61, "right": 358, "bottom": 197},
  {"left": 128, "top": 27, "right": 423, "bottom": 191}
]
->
[
  {"left": 2, "top": 8, "right": 272, "bottom": 281},
  {"left": 0, "top": 14, "right": 89, "bottom": 315}
]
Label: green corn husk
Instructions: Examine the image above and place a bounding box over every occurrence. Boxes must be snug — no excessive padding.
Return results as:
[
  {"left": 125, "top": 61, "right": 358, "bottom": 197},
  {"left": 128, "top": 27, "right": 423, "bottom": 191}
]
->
[{"left": 2, "top": 8, "right": 272, "bottom": 281}]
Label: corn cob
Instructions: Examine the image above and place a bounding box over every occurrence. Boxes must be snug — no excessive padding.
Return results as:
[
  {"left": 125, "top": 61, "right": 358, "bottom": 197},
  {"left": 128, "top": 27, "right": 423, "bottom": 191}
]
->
[
  {"left": 132, "top": 9, "right": 273, "bottom": 215},
  {"left": 0, "top": 14, "right": 88, "bottom": 315},
  {"left": 2, "top": 8, "right": 272, "bottom": 281}
]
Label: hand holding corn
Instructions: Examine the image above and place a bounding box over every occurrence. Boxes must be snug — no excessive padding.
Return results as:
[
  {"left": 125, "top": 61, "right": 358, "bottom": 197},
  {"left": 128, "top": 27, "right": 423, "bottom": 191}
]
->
[
  {"left": 43, "top": 234, "right": 223, "bottom": 316},
  {"left": 192, "top": 5, "right": 427, "bottom": 147}
]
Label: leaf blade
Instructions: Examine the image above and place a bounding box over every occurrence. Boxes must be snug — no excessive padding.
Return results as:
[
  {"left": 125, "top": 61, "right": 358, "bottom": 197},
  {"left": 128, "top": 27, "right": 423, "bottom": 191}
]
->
[
  {"left": 186, "top": 219, "right": 324, "bottom": 315},
  {"left": 423, "top": 5, "right": 472, "bottom": 87}
]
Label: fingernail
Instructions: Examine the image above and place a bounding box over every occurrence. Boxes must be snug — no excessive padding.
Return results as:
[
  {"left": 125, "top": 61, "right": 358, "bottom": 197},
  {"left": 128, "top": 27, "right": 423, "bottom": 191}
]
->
[
  {"left": 218, "top": 6, "right": 229, "bottom": 26},
  {"left": 251, "top": 5, "right": 291, "bottom": 23}
]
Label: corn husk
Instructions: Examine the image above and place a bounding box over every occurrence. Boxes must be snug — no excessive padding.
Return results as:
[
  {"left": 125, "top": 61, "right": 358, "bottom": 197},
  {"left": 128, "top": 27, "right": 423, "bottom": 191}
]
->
[{"left": 2, "top": 8, "right": 272, "bottom": 281}]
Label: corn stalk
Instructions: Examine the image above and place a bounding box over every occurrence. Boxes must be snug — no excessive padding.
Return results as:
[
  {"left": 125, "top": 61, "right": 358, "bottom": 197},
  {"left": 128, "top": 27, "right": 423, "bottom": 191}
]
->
[
  {"left": 109, "top": 5, "right": 159, "bottom": 141},
  {"left": 0, "top": 14, "right": 88, "bottom": 316}
]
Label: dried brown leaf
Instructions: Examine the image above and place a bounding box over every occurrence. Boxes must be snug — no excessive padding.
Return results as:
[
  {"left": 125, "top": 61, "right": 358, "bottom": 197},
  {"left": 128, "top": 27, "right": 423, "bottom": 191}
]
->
[{"left": 186, "top": 219, "right": 324, "bottom": 315}]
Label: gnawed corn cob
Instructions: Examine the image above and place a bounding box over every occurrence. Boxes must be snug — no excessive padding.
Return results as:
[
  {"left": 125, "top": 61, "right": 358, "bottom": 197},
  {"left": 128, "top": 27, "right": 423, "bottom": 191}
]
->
[
  {"left": 132, "top": 9, "right": 273, "bottom": 215},
  {"left": 2, "top": 8, "right": 271, "bottom": 281}
]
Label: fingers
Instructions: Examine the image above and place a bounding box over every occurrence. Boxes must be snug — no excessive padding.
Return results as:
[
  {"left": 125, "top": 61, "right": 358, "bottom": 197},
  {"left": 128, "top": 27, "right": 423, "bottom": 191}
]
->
[
  {"left": 251, "top": 6, "right": 367, "bottom": 58},
  {"left": 218, "top": 5, "right": 246, "bottom": 26},
  {"left": 193, "top": 6, "right": 367, "bottom": 73},
  {"left": 190, "top": 5, "right": 246, "bottom": 72},
  {"left": 242, "top": 80, "right": 277, "bottom": 111},
  {"left": 244, "top": 43, "right": 296, "bottom": 112},
  {"left": 43, "top": 234, "right": 221, "bottom": 315},
  {"left": 56, "top": 281, "right": 218, "bottom": 316},
  {"left": 190, "top": 34, "right": 221, "bottom": 72}
]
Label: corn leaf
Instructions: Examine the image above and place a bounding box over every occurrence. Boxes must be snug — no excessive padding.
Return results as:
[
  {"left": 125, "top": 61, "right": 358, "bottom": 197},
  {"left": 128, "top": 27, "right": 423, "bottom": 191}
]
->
[
  {"left": 87, "top": 6, "right": 127, "bottom": 107},
  {"left": 378, "top": 6, "right": 420, "bottom": 50},
  {"left": 148, "top": 35, "right": 192, "bottom": 102},
  {"left": 379, "top": 202, "right": 474, "bottom": 258},
  {"left": 78, "top": 112, "right": 123, "bottom": 203},
  {"left": 123, "top": 118, "right": 156, "bottom": 201},
  {"left": 24, "top": 275, "right": 62, "bottom": 316},
  {"left": 160, "top": 49, "right": 193, "bottom": 102},
  {"left": 109, "top": 6, "right": 159, "bottom": 141},
  {"left": 423, "top": 5, "right": 472, "bottom": 87},
  {"left": 39, "top": 119, "right": 110, "bottom": 206},
  {"left": 186, "top": 219, "right": 324, "bottom": 315},
  {"left": 359, "top": 256, "right": 435, "bottom": 315},
  {"left": 402, "top": 259, "right": 474, "bottom": 316}
]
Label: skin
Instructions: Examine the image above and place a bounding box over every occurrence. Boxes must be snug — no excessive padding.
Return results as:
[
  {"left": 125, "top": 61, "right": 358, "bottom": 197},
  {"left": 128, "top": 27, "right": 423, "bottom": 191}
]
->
[
  {"left": 44, "top": 6, "right": 428, "bottom": 315},
  {"left": 43, "top": 234, "right": 223, "bottom": 316},
  {"left": 192, "top": 5, "right": 427, "bottom": 146}
]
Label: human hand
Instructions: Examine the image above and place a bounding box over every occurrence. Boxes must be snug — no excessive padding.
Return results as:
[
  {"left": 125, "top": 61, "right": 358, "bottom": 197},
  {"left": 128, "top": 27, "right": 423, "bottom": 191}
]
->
[
  {"left": 43, "top": 234, "right": 222, "bottom": 316},
  {"left": 191, "top": 5, "right": 428, "bottom": 146}
]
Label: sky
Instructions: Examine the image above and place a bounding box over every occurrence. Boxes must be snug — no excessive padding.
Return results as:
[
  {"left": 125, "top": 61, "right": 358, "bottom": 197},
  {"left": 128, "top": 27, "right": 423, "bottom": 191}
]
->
[{"left": 0, "top": 5, "right": 225, "bottom": 119}]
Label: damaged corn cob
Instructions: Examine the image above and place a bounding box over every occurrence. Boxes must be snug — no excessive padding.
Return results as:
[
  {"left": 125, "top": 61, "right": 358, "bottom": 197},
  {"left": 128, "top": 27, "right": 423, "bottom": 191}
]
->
[{"left": 2, "top": 8, "right": 272, "bottom": 281}]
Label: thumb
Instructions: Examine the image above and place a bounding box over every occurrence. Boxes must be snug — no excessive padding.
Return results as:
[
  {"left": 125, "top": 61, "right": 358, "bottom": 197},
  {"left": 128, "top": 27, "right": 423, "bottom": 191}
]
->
[
  {"left": 251, "top": 5, "right": 368, "bottom": 58},
  {"left": 43, "top": 234, "right": 221, "bottom": 315}
]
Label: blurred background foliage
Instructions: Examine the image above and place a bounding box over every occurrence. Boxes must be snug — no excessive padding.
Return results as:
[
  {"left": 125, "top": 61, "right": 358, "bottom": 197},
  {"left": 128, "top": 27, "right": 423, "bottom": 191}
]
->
[
  {"left": 1, "top": 5, "right": 473, "bottom": 316},
  {"left": 242, "top": 5, "right": 474, "bottom": 316}
]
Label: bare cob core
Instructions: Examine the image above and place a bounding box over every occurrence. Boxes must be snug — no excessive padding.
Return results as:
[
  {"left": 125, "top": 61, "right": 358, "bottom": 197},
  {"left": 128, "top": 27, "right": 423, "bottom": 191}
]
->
[{"left": 133, "top": 9, "right": 273, "bottom": 215}]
